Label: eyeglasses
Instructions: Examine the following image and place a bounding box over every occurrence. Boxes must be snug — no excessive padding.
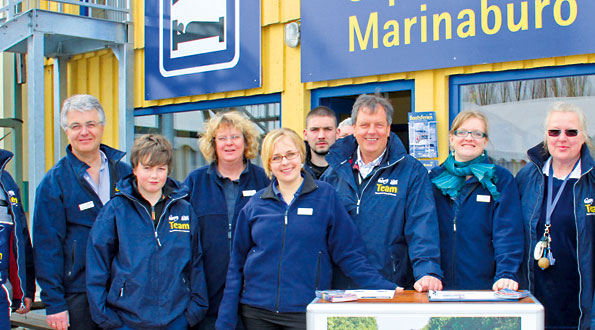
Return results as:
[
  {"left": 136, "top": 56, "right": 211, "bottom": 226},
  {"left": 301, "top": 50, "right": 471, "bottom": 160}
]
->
[
  {"left": 547, "top": 129, "right": 579, "bottom": 137},
  {"left": 67, "top": 121, "right": 101, "bottom": 132},
  {"left": 215, "top": 135, "right": 242, "bottom": 143},
  {"left": 270, "top": 151, "right": 300, "bottom": 163},
  {"left": 453, "top": 129, "right": 487, "bottom": 139}
]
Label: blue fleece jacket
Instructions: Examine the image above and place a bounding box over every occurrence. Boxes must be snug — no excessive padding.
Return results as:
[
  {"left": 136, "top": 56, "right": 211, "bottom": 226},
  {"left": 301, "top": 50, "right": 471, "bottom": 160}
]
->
[
  {"left": 516, "top": 143, "right": 595, "bottom": 330},
  {"left": 86, "top": 176, "right": 208, "bottom": 329},
  {"left": 429, "top": 161, "right": 524, "bottom": 289},
  {"left": 0, "top": 149, "right": 35, "bottom": 307},
  {"left": 183, "top": 161, "right": 269, "bottom": 319},
  {"left": 321, "top": 134, "right": 442, "bottom": 288},
  {"left": 33, "top": 144, "right": 132, "bottom": 315},
  {"left": 215, "top": 172, "right": 396, "bottom": 330}
]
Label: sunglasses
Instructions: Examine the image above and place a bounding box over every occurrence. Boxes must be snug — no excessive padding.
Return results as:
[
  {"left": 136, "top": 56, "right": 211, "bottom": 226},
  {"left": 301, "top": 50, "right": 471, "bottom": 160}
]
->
[{"left": 547, "top": 129, "right": 579, "bottom": 137}]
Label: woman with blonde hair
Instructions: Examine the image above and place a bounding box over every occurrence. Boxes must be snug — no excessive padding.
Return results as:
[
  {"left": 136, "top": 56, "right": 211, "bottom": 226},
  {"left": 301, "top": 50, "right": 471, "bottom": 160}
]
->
[
  {"left": 430, "top": 110, "right": 524, "bottom": 291},
  {"left": 516, "top": 103, "right": 595, "bottom": 329},
  {"left": 216, "top": 128, "right": 396, "bottom": 330},
  {"left": 184, "top": 111, "right": 270, "bottom": 330}
]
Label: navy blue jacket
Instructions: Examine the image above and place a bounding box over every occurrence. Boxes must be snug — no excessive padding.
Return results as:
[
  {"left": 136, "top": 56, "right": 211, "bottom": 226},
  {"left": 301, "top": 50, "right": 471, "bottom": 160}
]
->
[
  {"left": 216, "top": 172, "right": 396, "bottom": 330},
  {"left": 86, "top": 176, "right": 208, "bottom": 329},
  {"left": 429, "top": 162, "right": 524, "bottom": 289},
  {"left": 516, "top": 143, "right": 595, "bottom": 330},
  {"left": 33, "top": 144, "right": 132, "bottom": 315},
  {"left": 321, "top": 134, "right": 442, "bottom": 288},
  {"left": 0, "top": 149, "right": 35, "bottom": 307},
  {"left": 183, "top": 161, "right": 269, "bottom": 318}
]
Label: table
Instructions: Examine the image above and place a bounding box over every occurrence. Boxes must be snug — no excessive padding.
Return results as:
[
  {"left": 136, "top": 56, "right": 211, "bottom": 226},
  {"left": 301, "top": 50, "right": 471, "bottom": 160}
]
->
[{"left": 307, "top": 290, "right": 544, "bottom": 330}]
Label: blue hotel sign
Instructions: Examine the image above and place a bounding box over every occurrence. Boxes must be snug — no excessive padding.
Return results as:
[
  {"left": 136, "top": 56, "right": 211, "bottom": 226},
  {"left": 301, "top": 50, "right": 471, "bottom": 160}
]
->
[
  {"left": 145, "top": 0, "right": 261, "bottom": 100},
  {"left": 301, "top": 0, "right": 595, "bottom": 82}
]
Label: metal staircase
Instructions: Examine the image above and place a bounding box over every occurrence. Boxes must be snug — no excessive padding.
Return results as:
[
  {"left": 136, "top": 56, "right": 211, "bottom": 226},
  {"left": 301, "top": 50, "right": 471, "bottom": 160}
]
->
[{"left": 0, "top": 0, "right": 134, "bottom": 217}]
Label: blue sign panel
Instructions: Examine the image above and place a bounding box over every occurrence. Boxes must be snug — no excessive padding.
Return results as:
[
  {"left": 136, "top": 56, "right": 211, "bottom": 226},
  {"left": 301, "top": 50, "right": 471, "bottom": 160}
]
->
[
  {"left": 145, "top": 0, "right": 261, "bottom": 100},
  {"left": 301, "top": 0, "right": 595, "bottom": 82}
]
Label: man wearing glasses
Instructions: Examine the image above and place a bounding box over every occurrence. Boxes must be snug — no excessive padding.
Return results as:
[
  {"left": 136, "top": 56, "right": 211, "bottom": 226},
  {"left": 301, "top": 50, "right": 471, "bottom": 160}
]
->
[{"left": 33, "top": 94, "right": 132, "bottom": 330}]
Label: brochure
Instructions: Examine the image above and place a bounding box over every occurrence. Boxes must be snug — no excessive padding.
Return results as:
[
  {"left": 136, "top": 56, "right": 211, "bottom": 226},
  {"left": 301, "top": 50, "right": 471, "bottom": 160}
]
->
[
  {"left": 428, "top": 289, "right": 529, "bottom": 302},
  {"left": 345, "top": 289, "right": 396, "bottom": 299}
]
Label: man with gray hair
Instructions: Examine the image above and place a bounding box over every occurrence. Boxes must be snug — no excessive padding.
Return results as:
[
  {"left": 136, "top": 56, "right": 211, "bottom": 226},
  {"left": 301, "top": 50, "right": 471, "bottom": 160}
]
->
[
  {"left": 33, "top": 94, "right": 132, "bottom": 330},
  {"left": 337, "top": 117, "right": 354, "bottom": 138},
  {"left": 321, "top": 94, "right": 443, "bottom": 292}
]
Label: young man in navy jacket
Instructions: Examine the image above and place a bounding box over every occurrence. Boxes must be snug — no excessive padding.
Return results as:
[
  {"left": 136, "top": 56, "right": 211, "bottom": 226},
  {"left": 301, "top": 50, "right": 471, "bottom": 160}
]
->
[
  {"left": 33, "top": 95, "right": 132, "bottom": 330},
  {"left": 87, "top": 134, "right": 208, "bottom": 329}
]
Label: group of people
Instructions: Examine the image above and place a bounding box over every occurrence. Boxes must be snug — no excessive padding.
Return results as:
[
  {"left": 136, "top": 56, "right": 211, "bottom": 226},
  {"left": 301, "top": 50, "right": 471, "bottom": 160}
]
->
[{"left": 0, "top": 93, "right": 592, "bottom": 330}]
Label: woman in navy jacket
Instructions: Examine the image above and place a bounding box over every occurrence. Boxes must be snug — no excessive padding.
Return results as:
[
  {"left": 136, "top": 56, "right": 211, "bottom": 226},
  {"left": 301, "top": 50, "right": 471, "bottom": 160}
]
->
[
  {"left": 430, "top": 111, "right": 524, "bottom": 291},
  {"left": 184, "top": 111, "right": 270, "bottom": 330},
  {"left": 216, "top": 128, "right": 397, "bottom": 330},
  {"left": 516, "top": 103, "right": 595, "bottom": 329},
  {"left": 87, "top": 135, "right": 208, "bottom": 329}
]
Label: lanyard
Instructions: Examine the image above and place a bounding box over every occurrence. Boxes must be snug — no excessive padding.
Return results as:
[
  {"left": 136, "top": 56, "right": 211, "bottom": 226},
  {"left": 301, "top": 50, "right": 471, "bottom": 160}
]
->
[{"left": 545, "top": 159, "right": 580, "bottom": 226}]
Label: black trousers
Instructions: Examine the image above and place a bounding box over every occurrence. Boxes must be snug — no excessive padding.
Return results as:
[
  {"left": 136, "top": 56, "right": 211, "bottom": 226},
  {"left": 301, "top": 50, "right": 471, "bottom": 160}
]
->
[
  {"left": 240, "top": 304, "right": 306, "bottom": 330},
  {"left": 65, "top": 292, "right": 100, "bottom": 330}
]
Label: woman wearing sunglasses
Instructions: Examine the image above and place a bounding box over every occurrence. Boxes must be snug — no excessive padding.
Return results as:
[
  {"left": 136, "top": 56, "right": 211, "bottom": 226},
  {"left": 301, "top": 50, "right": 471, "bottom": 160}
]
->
[
  {"left": 429, "top": 110, "right": 524, "bottom": 291},
  {"left": 216, "top": 128, "right": 396, "bottom": 330},
  {"left": 516, "top": 103, "right": 595, "bottom": 329}
]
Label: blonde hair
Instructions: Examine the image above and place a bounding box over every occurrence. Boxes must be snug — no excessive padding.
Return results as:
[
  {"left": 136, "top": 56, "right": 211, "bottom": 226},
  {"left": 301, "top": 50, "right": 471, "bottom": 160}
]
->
[
  {"left": 260, "top": 128, "right": 306, "bottom": 178},
  {"left": 449, "top": 110, "right": 489, "bottom": 140},
  {"left": 198, "top": 111, "right": 261, "bottom": 163},
  {"left": 543, "top": 102, "right": 594, "bottom": 152},
  {"left": 130, "top": 134, "right": 173, "bottom": 174}
]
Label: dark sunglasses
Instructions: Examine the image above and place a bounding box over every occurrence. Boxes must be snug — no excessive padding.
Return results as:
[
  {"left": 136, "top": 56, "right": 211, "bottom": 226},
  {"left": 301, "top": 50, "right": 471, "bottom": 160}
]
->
[{"left": 547, "top": 129, "right": 579, "bottom": 137}]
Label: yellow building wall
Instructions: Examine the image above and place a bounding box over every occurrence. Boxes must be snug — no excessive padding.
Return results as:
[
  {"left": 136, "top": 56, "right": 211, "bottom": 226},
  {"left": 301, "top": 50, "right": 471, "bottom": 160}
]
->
[{"left": 37, "top": 1, "right": 595, "bottom": 166}]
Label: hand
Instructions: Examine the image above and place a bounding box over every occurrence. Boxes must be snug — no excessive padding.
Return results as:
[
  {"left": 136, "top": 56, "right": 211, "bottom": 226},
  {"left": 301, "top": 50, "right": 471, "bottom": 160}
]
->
[
  {"left": 414, "top": 275, "right": 443, "bottom": 292},
  {"left": 47, "top": 310, "right": 69, "bottom": 330},
  {"left": 492, "top": 278, "right": 519, "bottom": 291},
  {"left": 14, "top": 297, "right": 32, "bottom": 314}
]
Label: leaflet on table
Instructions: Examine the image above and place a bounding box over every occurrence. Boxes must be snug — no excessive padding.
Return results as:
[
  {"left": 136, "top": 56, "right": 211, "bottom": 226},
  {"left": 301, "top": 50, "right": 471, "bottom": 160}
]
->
[
  {"left": 345, "top": 289, "right": 395, "bottom": 299},
  {"left": 315, "top": 290, "right": 357, "bottom": 302},
  {"left": 428, "top": 289, "right": 529, "bottom": 302}
]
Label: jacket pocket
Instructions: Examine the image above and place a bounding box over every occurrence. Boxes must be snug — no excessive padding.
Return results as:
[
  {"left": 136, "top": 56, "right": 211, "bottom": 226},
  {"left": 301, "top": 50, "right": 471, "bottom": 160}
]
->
[
  {"left": 243, "top": 249, "right": 257, "bottom": 293},
  {"left": 181, "top": 274, "right": 191, "bottom": 293},
  {"left": 67, "top": 240, "right": 77, "bottom": 278},
  {"left": 107, "top": 277, "right": 125, "bottom": 305},
  {"left": 315, "top": 251, "right": 322, "bottom": 290}
]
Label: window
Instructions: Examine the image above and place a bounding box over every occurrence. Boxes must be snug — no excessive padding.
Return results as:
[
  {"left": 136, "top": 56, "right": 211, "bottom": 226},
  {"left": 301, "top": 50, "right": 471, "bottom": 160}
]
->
[
  {"left": 451, "top": 65, "right": 595, "bottom": 174},
  {"left": 134, "top": 101, "right": 280, "bottom": 181}
]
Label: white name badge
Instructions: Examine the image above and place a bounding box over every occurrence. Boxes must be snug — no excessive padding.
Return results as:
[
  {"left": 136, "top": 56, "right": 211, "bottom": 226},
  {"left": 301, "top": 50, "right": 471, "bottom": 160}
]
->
[
  {"left": 476, "top": 195, "right": 491, "bottom": 203},
  {"left": 242, "top": 190, "right": 256, "bottom": 197},
  {"left": 297, "top": 208, "right": 313, "bottom": 216},
  {"left": 79, "top": 201, "right": 95, "bottom": 211}
]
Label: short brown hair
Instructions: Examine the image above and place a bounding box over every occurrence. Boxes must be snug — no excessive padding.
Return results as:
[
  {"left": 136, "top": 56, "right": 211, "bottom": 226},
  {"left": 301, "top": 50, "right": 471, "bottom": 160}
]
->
[
  {"left": 198, "top": 111, "right": 261, "bottom": 163},
  {"left": 130, "top": 134, "right": 173, "bottom": 173},
  {"left": 260, "top": 128, "right": 305, "bottom": 178}
]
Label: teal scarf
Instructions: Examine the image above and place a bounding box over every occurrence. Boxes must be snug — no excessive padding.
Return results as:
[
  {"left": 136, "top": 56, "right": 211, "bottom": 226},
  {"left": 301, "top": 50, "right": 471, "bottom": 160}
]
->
[{"left": 432, "top": 152, "right": 500, "bottom": 200}]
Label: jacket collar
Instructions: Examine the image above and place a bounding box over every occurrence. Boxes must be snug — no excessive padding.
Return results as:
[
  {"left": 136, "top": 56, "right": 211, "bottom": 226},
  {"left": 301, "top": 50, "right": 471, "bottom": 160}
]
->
[
  {"left": 527, "top": 142, "right": 594, "bottom": 175},
  {"left": 117, "top": 174, "right": 188, "bottom": 200},
  {"left": 261, "top": 170, "right": 318, "bottom": 200},
  {"left": 207, "top": 160, "right": 252, "bottom": 182},
  {"left": 326, "top": 133, "right": 407, "bottom": 168},
  {"left": 66, "top": 144, "right": 126, "bottom": 176}
]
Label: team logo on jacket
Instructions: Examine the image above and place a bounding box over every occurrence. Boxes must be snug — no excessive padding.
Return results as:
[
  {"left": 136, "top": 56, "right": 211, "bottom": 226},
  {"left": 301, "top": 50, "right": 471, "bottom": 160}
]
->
[
  {"left": 584, "top": 197, "right": 595, "bottom": 215},
  {"left": 375, "top": 177, "right": 398, "bottom": 196},
  {"left": 7, "top": 190, "right": 17, "bottom": 205},
  {"left": 169, "top": 214, "right": 190, "bottom": 232}
]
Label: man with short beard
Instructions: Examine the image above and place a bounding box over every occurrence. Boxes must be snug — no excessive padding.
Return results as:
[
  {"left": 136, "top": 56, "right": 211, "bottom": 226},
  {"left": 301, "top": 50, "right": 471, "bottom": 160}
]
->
[{"left": 303, "top": 106, "right": 338, "bottom": 179}]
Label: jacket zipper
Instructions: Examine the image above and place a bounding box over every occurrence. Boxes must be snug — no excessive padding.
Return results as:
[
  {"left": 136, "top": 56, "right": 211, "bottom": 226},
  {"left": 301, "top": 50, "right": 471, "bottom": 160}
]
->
[
  {"left": 275, "top": 209, "right": 289, "bottom": 312},
  {"left": 572, "top": 166, "right": 592, "bottom": 327},
  {"left": 355, "top": 155, "right": 405, "bottom": 215}
]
